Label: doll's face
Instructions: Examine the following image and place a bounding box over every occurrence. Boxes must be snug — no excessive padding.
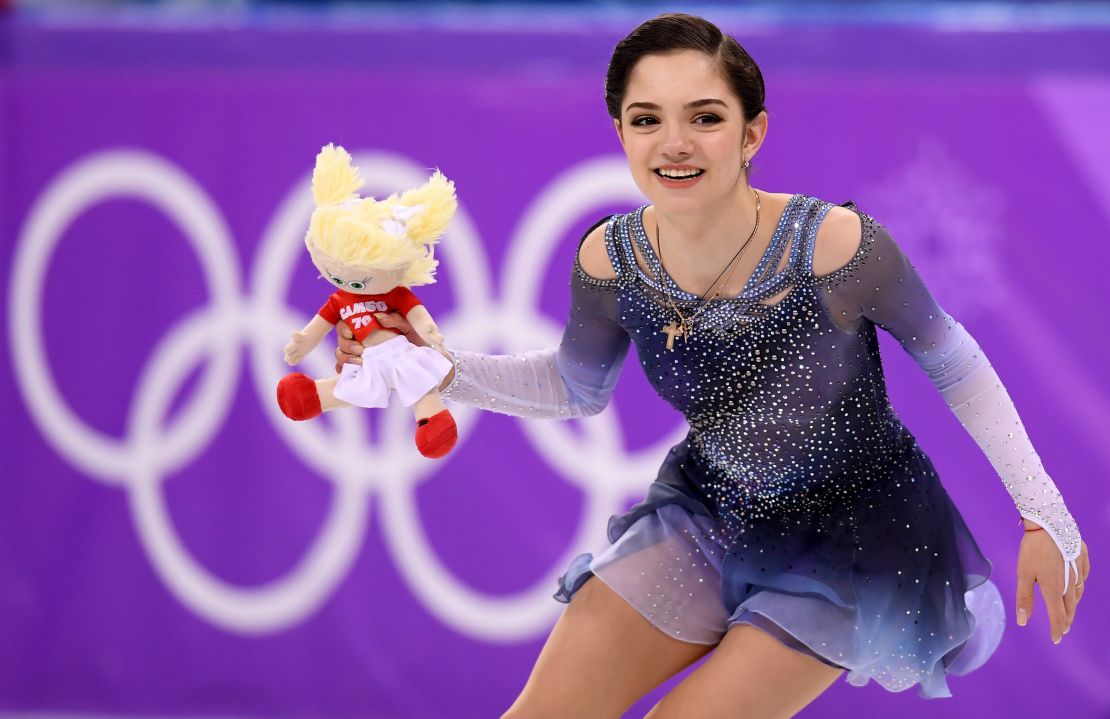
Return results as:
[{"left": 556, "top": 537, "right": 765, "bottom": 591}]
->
[{"left": 314, "top": 256, "right": 405, "bottom": 294}]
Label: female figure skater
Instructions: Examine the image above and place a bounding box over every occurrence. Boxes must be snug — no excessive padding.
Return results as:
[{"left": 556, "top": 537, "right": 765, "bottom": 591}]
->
[{"left": 339, "top": 13, "right": 1090, "bottom": 718}]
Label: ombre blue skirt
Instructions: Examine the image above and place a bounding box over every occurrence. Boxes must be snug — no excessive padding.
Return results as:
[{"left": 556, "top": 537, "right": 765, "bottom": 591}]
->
[{"left": 554, "top": 441, "right": 1005, "bottom": 699}]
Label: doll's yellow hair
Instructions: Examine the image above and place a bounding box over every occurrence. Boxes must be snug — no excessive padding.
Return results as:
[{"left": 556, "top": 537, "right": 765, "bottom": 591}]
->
[{"left": 306, "top": 144, "right": 457, "bottom": 287}]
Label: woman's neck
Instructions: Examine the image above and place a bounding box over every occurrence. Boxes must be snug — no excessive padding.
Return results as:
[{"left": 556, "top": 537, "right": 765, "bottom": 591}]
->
[{"left": 651, "top": 184, "right": 762, "bottom": 265}]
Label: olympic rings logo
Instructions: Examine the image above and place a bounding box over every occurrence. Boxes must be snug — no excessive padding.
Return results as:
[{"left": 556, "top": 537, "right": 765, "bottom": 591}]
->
[{"left": 8, "top": 148, "right": 688, "bottom": 639}]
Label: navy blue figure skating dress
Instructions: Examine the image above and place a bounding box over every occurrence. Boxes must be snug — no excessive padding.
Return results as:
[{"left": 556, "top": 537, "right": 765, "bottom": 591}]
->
[{"left": 442, "top": 196, "right": 1081, "bottom": 698}]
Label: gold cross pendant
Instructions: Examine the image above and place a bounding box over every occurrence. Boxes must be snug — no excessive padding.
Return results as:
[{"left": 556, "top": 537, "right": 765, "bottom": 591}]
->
[{"left": 662, "top": 321, "right": 685, "bottom": 351}]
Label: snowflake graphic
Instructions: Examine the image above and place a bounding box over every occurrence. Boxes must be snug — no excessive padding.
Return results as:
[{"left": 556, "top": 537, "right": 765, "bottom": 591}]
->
[{"left": 863, "top": 141, "right": 1006, "bottom": 319}]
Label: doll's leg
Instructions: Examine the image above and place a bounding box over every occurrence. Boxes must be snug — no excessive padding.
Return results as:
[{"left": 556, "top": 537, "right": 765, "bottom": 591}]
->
[
  {"left": 276, "top": 372, "right": 350, "bottom": 421},
  {"left": 411, "top": 389, "right": 456, "bottom": 458},
  {"left": 411, "top": 389, "right": 446, "bottom": 420},
  {"left": 315, "top": 376, "right": 351, "bottom": 412}
]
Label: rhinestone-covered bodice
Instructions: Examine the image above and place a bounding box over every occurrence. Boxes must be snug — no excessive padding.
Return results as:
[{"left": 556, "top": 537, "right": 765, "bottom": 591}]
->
[
  {"left": 595, "top": 196, "right": 916, "bottom": 530},
  {"left": 445, "top": 193, "right": 1081, "bottom": 576}
]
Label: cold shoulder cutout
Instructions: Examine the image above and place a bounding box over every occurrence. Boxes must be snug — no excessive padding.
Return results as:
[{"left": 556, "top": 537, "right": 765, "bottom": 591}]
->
[
  {"left": 575, "top": 217, "right": 618, "bottom": 282},
  {"left": 812, "top": 204, "right": 864, "bottom": 278}
]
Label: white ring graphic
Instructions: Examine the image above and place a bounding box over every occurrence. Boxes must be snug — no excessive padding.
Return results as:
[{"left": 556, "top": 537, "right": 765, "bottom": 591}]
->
[
  {"left": 10, "top": 148, "right": 681, "bottom": 639},
  {"left": 9, "top": 150, "right": 240, "bottom": 484}
]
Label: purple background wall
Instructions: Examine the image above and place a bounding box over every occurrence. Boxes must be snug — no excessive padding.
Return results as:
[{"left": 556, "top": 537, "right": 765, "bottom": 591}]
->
[{"left": 2, "top": 9, "right": 1108, "bottom": 718}]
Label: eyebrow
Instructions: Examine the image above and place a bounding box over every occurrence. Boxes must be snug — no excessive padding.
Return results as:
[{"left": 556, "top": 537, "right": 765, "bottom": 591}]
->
[{"left": 624, "top": 98, "right": 729, "bottom": 113}]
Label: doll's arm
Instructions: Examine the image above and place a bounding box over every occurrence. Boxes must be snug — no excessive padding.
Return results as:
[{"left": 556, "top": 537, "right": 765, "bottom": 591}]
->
[
  {"left": 404, "top": 304, "right": 445, "bottom": 350},
  {"left": 285, "top": 315, "right": 335, "bottom": 365}
]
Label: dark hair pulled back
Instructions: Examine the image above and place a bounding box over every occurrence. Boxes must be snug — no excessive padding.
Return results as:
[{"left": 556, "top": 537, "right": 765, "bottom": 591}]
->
[{"left": 605, "top": 13, "right": 766, "bottom": 123}]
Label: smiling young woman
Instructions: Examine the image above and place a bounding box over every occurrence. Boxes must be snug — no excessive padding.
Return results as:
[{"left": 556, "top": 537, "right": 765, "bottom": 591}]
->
[{"left": 337, "top": 12, "right": 1089, "bottom": 718}]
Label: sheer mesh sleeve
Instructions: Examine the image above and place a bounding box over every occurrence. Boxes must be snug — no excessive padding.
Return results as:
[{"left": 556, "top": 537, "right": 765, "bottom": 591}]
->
[
  {"left": 440, "top": 221, "right": 631, "bottom": 419},
  {"left": 818, "top": 209, "right": 1081, "bottom": 592}
]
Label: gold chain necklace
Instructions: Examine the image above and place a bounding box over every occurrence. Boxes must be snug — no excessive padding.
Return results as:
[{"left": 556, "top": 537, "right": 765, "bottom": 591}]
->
[{"left": 655, "top": 188, "right": 761, "bottom": 351}]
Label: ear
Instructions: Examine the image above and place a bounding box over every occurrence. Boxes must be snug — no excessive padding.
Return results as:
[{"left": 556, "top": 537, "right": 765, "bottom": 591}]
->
[
  {"left": 612, "top": 118, "right": 625, "bottom": 149},
  {"left": 742, "top": 110, "right": 768, "bottom": 165}
]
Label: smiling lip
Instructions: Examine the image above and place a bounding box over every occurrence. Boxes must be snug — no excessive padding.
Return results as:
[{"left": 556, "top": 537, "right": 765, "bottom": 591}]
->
[{"left": 653, "top": 165, "right": 705, "bottom": 188}]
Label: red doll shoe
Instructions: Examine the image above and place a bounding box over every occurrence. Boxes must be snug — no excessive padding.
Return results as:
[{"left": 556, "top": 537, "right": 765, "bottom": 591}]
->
[
  {"left": 277, "top": 373, "right": 322, "bottom": 421},
  {"left": 415, "top": 409, "right": 457, "bottom": 458}
]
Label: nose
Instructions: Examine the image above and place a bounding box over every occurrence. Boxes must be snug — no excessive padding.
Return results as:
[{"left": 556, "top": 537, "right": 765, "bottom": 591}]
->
[{"left": 659, "top": 122, "right": 694, "bottom": 161}]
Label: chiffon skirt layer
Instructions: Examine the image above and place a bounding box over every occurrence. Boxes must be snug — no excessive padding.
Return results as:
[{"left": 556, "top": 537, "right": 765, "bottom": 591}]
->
[{"left": 554, "top": 443, "right": 1005, "bottom": 699}]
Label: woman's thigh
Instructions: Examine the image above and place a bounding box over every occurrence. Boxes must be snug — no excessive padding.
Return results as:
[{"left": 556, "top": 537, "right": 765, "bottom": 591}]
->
[
  {"left": 643, "top": 623, "right": 844, "bottom": 719},
  {"left": 502, "top": 575, "right": 715, "bottom": 719}
]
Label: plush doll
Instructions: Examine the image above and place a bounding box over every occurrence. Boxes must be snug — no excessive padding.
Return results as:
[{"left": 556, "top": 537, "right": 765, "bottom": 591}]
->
[{"left": 276, "top": 143, "right": 457, "bottom": 459}]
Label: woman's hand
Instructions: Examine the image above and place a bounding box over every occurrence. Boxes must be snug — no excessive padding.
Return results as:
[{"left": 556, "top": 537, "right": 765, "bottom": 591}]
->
[
  {"left": 1015, "top": 518, "right": 1090, "bottom": 644},
  {"left": 334, "top": 313, "right": 452, "bottom": 385},
  {"left": 334, "top": 314, "right": 431, "bottom": 373},
  {"left": 334, "top": 321, "right": 363, "bottom": 373}
]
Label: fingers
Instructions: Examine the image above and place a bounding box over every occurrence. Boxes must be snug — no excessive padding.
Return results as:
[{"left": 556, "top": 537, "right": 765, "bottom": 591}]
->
[
  {"left": 338, "top": 334, "right": 364, "bottom": 358},
  {"left": 1062, "top": 582, "right": 1077, "bottom": 635},
  {"left": 1077, "top": 547, "right": 1090, "bottom": 604},
  {"left": 337, "top": 321, "right": 353, "bottom": 340},
  {"left": 375, "top": 312, "right": 412, "bottom": 332},
  {"left": 1036, "top": 578, "right": 1067, "bottom": 644},
  {"left": 378, "top": 313, "right": 429, "bottom": 347},
  {"left": 1015, "top": 570, "right": 1035, "bottom": 627},
  {"left": 333, "top": 333, "right": 364, "bottom": 374}
]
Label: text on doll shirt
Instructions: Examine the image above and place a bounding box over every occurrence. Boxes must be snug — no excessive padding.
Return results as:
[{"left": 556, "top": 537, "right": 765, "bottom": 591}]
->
[{"left": 318, "top": 286, "right": 422, "bottom": 342}]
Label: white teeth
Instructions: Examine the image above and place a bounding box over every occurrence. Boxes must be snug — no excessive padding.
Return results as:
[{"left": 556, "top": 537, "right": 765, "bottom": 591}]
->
[{"left": 656, "top": 168, "right": 704, "bottom": 179}]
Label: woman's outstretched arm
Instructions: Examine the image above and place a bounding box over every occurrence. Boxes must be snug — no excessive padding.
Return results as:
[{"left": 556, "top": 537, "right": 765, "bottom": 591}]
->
[
  {"left": 337, "top": 216, "right": 632, "bottom": 420},
  {"left": 815, "top": 205, "right": 1088, "bottom": 642}
]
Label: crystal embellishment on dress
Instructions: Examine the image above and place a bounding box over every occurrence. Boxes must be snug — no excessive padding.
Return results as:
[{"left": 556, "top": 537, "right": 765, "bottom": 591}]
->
[{"left": 440, "top": 196, "right": 1078, "bottom": 698}]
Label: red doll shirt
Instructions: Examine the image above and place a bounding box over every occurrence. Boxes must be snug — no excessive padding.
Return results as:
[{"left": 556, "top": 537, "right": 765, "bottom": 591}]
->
[{"left": 318, "top": 287, "right": 423, "bottom": 342}]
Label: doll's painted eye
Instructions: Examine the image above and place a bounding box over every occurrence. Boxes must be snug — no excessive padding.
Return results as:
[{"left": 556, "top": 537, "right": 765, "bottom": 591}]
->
[
  {"left": 347, "top": 280, "right": 365, "bottom": 290},
  {"left": 329, "top": 276, "right": 345, "bottom": 286}
]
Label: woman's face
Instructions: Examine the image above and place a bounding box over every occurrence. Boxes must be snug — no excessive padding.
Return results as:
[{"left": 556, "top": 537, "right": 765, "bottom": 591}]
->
[{"left": 615, "top": 50, "right": 758, "bottom": 215}]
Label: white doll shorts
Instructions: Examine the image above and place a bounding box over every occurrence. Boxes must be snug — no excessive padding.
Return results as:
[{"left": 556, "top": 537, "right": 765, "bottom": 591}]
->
[{"left": 333, "top": 335, "right": 452, "bottom": 408}]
